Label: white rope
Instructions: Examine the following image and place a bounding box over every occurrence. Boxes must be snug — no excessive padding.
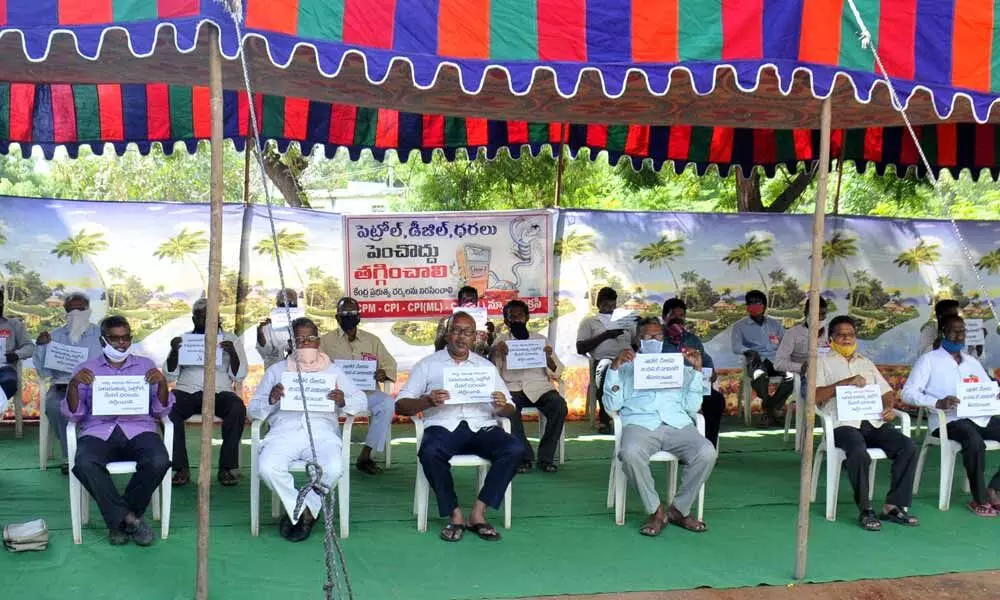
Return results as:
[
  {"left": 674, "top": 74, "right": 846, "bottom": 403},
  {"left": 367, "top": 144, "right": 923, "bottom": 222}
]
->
[
  {"left": 216, "top": 3, "right": 352, "bottom": 598},
  {"left": 845, "top": 0, "right": 999, "bottom": 324}
]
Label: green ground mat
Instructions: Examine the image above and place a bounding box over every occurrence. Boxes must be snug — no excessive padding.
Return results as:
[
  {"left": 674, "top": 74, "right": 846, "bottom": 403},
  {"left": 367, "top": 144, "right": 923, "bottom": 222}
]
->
[{"left": 1, "top": 419, "right": 998, "bottom": 600}]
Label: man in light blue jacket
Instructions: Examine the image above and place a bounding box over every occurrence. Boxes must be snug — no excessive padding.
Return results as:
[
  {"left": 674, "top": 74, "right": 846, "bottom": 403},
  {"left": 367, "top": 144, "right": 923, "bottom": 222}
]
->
[{"left": 604, "top": 317, "right": 716, "bottom": 537}]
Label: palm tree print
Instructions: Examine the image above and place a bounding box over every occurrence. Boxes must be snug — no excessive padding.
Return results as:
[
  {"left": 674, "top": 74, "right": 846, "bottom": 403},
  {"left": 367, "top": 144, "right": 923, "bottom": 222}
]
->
[
  {"left": 634, "top": 236, "right": 686, "bottom": 293},
  {"left": 154, "top": 228, "right": 209, "bottom": 288},
  {"left": 722, "top": 235, "right": 774, "bottom": 294}
]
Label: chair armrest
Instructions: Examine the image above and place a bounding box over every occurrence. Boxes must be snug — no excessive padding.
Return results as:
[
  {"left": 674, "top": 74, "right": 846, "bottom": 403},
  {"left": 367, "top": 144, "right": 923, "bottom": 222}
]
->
[
  {"left": 341, "top": 415, "right": 356, "bottom": 463},
  {"left": 251, "top": 419, "right": 265, "bottom": 448},
  {"left": 891, "top": 409, "right": 912, "bottom": 438},
  {"left": 66, "top": 421, "right": 78, "bottom": 466},
  {"left": 695, "top": 413, "right": 706, "bottom": 437},
  {"left": 934, "top": 408, "right": 949, "bottom": 442},
  {"left": 412, "top": 415, "right": 425, "bottom": 448},
  {"left": 610, "top": 411, "right": 623, "bottom": 456},
  {"left": 815, "top": 406, "right": 836, "bottom": 443},
  {"left": 158, "top": 416, "right": 175, "bottom": 460},
  {"left": 497, "top": 416, "right": 511, "bottom": 434}
]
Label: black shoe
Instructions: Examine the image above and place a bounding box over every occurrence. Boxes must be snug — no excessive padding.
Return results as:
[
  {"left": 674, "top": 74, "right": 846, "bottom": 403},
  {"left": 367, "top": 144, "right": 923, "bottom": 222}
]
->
[
  {"left": 127, "top": 517, "right": 155, "bottom": 547},
  {"left": 516, "top": 461, "right": 532, "bottom": 474},
  {"left": 279, "top": 514, "right": 294, "bottom": 540},
  {"left": 60, "top": 463, "right": 70, "bottom": 476},
  {"left": 287, "top": 511, "right": 316, "bottom": 543},
  {"left": 108, "top": 526, "right": 129, "bottom": 546}
]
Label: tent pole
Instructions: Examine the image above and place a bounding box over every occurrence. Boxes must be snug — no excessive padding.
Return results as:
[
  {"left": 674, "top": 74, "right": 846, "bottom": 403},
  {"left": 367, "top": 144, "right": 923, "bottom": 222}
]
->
[
  {"left": 196, "top": 27, "right": 225, "bottom": 600},
  {"left": 795, "top": 96, "right": 832, "bottom": 581},
  {"left": 553, "top": 124, "right": 566, "bottom": 207},
  {"left": 832, "top": 140, "right": 846, "bottom": 215},
  {"left": 235, "top": 138, "right": 253, "bottom": 336}
]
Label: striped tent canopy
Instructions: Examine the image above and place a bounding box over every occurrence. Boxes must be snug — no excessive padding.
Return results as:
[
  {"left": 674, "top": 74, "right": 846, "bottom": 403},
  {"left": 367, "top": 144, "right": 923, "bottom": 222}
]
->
[
  {"left": 4, "top": 81, "right": 1000, "bottom": 180},
  {"left": 2, "top": 1, "right": 1000, "bottom": 128}
]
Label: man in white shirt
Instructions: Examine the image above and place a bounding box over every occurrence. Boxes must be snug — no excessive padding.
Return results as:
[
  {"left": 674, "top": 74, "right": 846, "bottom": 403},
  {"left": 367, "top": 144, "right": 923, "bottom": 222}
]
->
[
  {"left": 490, "top": 299, "right": 567, "bottom": 473},
  {"left": 815, "top": 316, "right": 919, "bottom": 531},
  {"left": 165, "top": 298, "right": 248, "bottom": 487},
  {"left": 396, "top": 311, "right": 522, "bottom": 542},
  {"left": 256, "top": 288, "right": 299, "bottom": 369},
  {"left": 0, "top": 288, "right": 36, "bottom": 405},
  {"left": 33, "top": 292, "right": 103, "bottom": 472},
  {"left": 250, "top": 317, "right": 366, "bottom": 542},
  {"left": 902, "top": 314, "right": 1000, "bottom": 517},
  {"left": 576, "top": 287, "right": 637, "bottom": 434}
]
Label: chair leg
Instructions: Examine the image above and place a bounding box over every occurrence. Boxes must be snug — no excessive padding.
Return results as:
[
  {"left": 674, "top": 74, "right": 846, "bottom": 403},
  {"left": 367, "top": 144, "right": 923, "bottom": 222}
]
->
[
  {"left": 740, "top": 377, "right": 752, "bottom": 426},
  {"left": 810, "top": 447, "right": 824, "bottom": 503},
  {"left": 667, "top": 461, "right": 678, "bottom": 504},
  {"left": 160, "top": 472, "right": 172, "bottom": 540},
  {"left": 913, "top": 443, "right": 929, "bottom": 495},
  {"left": 503, "top": 482, "right": 512, "bottom": 530},
  {"left": 69, "top": 473, "right": 83, "bottom": 544},
  {"left": 416, "top": 465, "right": 429, "bottom": 533},
  {"left": 696, "top": 484, "right": 705, "bottom": 523},
  {"left": 939, "top": 447, "right": 956, "bottom": 511},
  {"left": 867, "top": 460, "right": 878, "bottom": 502},
  {"left": 13, "top": 389, "right": 23, "bottom": 438},
  {"left": 250, "top": 461, "right": 261, "bottom": 537},
  {"left": 339, "top": 471, "right": 350, "bottom": 539},
  {"left": 783, "top": 404, "right": 793, "bottom": 443},
  {"left": 606, "top": 457, "right": 616, "bottom": 509},
  {"left": 151, "top": 485, "right": 161, "bottom": 521},
  {"left": 270, "top": 491, "right": 280, "bottom": 519},
  {"left": 559, "top": 424, "right": 566, "bottom": 465},
  {"left": 614, "top": 462, "right": 627, "bottom": 526},
  {"left": 826, "top": 454, "right": 842, "bottom": 522},
  {"left": 384, "top": 433, "right": 392, "bottom": 470},
  {"left": 39, "top": 412, "right": 50, "bottom": 470}
]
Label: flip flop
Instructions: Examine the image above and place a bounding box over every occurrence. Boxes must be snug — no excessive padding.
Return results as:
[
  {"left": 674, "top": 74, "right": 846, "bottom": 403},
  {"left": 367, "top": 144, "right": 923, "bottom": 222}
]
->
[
  {"left": 967, "top": 501, "right": 998, "bottom": 517},
  {"left": 859, "top": 509, "right": 882, "bottom": 531},
  {"left": 217, "top": 469, "right": 240, "bottom": 487},
  {"left": 465, "top": 522, "right": 502, "bottom": 541},
  {"left": 439, "top": 523, "right": 464, "bottom": 542},
  {"left": 172, "top": 468, "right": 190, "bottom": 487},
  {"left": 537, "top": 462, "right": 558, "bottom": 473},
  {"left": 639, "top": 516, "right": 666, "bottom": 537},
  {"left": 667, "top": 513, "right": 708, "bottom": 533}
]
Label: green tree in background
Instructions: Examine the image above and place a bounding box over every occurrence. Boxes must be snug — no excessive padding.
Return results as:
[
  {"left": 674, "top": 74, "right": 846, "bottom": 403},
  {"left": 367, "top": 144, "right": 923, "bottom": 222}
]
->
[{"left": 254, "top": 228, "right": 309, "bottom": 290}]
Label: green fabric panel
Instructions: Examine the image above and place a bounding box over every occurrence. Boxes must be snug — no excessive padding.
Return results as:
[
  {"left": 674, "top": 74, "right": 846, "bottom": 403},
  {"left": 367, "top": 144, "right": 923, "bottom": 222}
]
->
[
  {"left": 774, "top": 130, "right": 798, "bottom": 162},
  {"left": 72, "top": 85, "right": 101, "bottom": 141},
  {"left": 444, "top": 117, "right": 468, "bottom": 148},
  {"left": 606, "top": 125, "right": 628, "bottom": 153},
  {"left": 920, "top": 126, "right": 939, "bottom": 166},
  {"left": 261, "top": 95, "right": 285, "bottom": 140},
  {"left": 113, "top": 0, "right": 157, "bottom": 22},
  {"left": 168, "top": 85, "right": 193, "bottom": 139},
  {"left": 297, "top": 0, "right": 344, "bottom": 42},
  {"left": 353, "top": 107, "right": 378, "bottom": 147},
  {"left": 843, "top": 129, "right": 866, "bottom": 162},
  {"left": 992, "top": 3, "right": 1000, "bottom": 92},
  {"left": 490, "top": 0, "right": 538, "bottom": 60},
  {"left": 838, "top": 0, "right": 878, "bottom": 72},
  {"left": 679, "top": 0, "right": 722, "bottom": 61},
  {"left": 0, "top": 84, "right": 9, "bottom": 141},
  {"left": 687, "top": 126, "right": 713, "bottom": 162},
  {"left": 528, "top": 122, "right": 550, "bottom": 144}
]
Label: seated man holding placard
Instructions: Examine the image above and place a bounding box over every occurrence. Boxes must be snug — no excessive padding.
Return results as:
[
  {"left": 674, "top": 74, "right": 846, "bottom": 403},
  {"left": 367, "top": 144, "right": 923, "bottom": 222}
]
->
[
  {"left": 62, "top": 315, "right": 172, "bottom": 546},
  {"left": 604, "top": 317, "right": 715, "bottom": 536},
  {"left": 577, "top": 287, "right": 638, "bottom": 435},
  {"left": 256, "top": 288, "right": 303, "bottom": 369},
  {"left": 918, "top": 300, "right": 987, "bottom": 362},
  {"left": 816, "top": 316, "right": 918, "bottom": 531},
  {"left": 397, "top": 311, "right": 522, "bottom": 542},
  {"left": 731, "top": 290, "right": 794, "bottom": 427},
  {"left": 319, "top": 297, "right": 396, "bottom": 476},
  {"left": 0, "top": 288, "right": 35, "bottom": 405},
  {"left": 434, "top": 286, "right": 495, "bottom": 357},
  {"left": 251, "top": 317, "right": 366, "bottom": 542},
  {"left": 34, "top": 292, "right": 103, "bottom": 473},
  {"left": 490, "top": 299, "right": 567, "bottom": 473},
  {"left": 165, "top": 298, "right": 247, "bottom": 487},
  {"left": 903, "top": 314, "right": 1000, "bottom": 517}
]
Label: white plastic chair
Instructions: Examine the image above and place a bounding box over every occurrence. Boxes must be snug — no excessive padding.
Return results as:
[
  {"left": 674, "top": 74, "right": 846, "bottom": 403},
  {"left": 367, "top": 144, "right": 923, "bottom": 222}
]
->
[
  {"left": 412, "top": 415, "right": 512, "bottom": 532},
  {"left": 377, "top": 380, "right": 395, "bottom": 469},
  {"left": 913, "top": 408, "right": 1000, "bottom": 511},
  {"left": 518, "top": 380, "right": 567, "bottom": 465},
  {"left": 783, "top": 373, "right": 803, "bottom": 451},
  {"left": 810, "top": 406, "right": 911, "bottom": 521},
  {"left": 607, "top": 412, "right": 707, "bottom": 525},
  {"left": 38, "top": 376, "right": 57, "bottom": 469},
  {"left": 67, "top": 417, "right": 173, "bottom": 544},
  {"left": 914, "top": 406, "right": 929, "bottom": 440},
  {"left": 249, "top": 415, "right": 355, "bottom": 538},
  {"left": 738, "top": 356, "right": 790, "bottom": 426}
]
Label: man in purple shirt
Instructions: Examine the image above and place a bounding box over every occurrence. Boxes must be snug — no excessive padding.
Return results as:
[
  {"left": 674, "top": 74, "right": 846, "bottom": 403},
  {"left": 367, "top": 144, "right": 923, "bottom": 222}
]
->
[{"left": 62, "top": 316, "right": 173, "bottom": 546}]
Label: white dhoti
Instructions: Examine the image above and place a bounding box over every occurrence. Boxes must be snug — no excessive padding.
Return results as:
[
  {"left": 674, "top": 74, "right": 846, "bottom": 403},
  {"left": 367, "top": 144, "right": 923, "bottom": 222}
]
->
[
  {"left": 364, "top": 390, "right": 394, "bottom": 452},
  {"left": 259, "top": 424, "right": 343, "bottom": 524}
]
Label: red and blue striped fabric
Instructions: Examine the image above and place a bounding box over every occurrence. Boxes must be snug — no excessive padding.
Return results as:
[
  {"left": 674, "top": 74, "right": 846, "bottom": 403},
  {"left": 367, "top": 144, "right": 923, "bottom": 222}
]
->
[{"left": 2, "top": 81, "right": 999, "bottom": 180}]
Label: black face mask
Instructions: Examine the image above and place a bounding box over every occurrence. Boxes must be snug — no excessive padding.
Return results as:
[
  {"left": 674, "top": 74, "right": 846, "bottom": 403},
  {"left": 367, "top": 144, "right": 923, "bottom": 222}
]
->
[
  {"left": 508, "top": 321, "right": 530, "bottom": 340},
  {"left": 337, "top": 314, "right": 361, "bottom": 331}
]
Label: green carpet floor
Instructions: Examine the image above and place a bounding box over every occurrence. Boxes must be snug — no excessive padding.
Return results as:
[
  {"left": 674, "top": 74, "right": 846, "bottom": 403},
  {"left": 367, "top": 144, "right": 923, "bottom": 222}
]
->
[{"left": 1, "top": 419, "right": 998, "bottom": 600}]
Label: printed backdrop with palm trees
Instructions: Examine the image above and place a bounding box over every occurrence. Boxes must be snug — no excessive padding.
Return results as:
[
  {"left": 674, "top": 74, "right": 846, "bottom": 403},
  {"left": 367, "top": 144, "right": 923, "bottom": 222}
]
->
[{"left": 3, "top": 197, "right": 1000, "bottom": 419}]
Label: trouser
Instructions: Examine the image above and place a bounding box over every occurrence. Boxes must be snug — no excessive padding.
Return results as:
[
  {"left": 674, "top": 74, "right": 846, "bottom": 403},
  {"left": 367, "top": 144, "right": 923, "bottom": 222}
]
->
[
  {"left": 509, "top": 390, "right": 569, "bottom": 464},
  {"left": 169, "top": 390, "right": 247, "bottom": 471},
  {"left": 0, "top": 365, "right": 18, "bottom": 402},
  {"left": 748, "top": 359, "right": 794, "bottom": 415},
  {"left": 701, "top": 390, "right": 725, "bottom": 448},
  {"left": 834, "top": 421, "right": 917, "bottom": 511},
  {"left": 593, "top": 362, "right": 612, "bottom": 427},
  {"left": 45, "top": 384, "right": 70, "bottom": 460},
  {"left": 363, "top": 390, "right": 394, "bottom": 452},
  {"left": 259, "top": 426, "right": 342, "bottom": 524},
  {"left": 936, "top": 417, "right": 1000, "bottom": 505},
  {"left": 72, "top": 427, "right": 171, "bottom": 530},
  {"left": 619, "top": 423, "right": 717, "bottom": 516},
  {"left": 418, "top": 422, "right": 523, "bottom": 518}
]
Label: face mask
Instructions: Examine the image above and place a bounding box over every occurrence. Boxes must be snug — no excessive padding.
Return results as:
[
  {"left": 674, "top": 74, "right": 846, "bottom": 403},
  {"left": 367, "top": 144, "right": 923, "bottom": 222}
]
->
[
  {"left": 67, "top": 308, "right": 92, "bottom": 343},
  {"left": 296, "top": 348, "right": 320, "bottom": 363},
  {"left": 639, "top": 338, "right": 663, "bottom": 354},
  {"left": 101, "top": 337, "right": 132, "bottom": 362},
  {"left": 337, "top": 314, "right": 361, "bottom": 331},
  {"left": 508, "top": 322, "right": 530, "bottom": 340},
  {"left": 597, "top": 314, "right": 612, "bottom": 326},
  {"left": 830, "top": 341, "right": 856, "bottom": 358},
  {"left": 941, "top": 339, "right": 965, "bottom": 354},
  {"left": 747, "top": 304, "right": 765, "bottom": 318}
]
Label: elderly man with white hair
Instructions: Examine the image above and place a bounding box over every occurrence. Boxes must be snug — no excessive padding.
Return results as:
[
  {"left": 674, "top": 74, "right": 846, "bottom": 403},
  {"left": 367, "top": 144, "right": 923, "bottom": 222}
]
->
[{"left": 34, "top": 292, "right": 103, "bottom": 473}]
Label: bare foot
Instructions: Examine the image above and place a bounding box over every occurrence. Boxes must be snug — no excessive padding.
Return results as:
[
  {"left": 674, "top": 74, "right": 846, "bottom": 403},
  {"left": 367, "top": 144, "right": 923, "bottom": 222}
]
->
[{"left": 639, "top": 505, "right": 667, "bottom": 537}]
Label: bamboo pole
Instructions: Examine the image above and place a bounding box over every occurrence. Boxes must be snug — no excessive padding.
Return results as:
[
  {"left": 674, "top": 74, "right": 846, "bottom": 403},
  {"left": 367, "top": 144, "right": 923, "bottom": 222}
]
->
[
  {"left": 235, "top": 139, "right": 253, "bottom": 336},
  {"left": 553, "top": 124, "right": 566, "bottom": 207},
  {"left": 795, "top": 97, "right": 832, "bottom": 580},
  {"left": 196, "top": 28, "right": 225, "bottom": 600},
  {"left": 832, "top": 141, "right": 846, "bottom": 215}
]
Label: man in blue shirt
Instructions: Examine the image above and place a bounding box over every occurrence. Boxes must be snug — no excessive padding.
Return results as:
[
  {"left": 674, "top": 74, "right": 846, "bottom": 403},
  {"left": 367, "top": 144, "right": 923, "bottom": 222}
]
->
[
  {"left": 604, "top": 317, "right": 716, "bottom": 537},
  {"left": 662, "top": 298, "right": 724, "bottom": 447},
  {"left": 730, "top": 290, "right": 793, "bottom": 427}
]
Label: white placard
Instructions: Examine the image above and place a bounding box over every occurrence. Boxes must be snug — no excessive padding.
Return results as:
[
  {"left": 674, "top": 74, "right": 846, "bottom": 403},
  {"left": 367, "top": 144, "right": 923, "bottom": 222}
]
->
[
  {"left": 965, "top": 319, "right": 985, "bottom": 346},
  {"left": 702, "top": 367, "right": 713, "bottom": 394},
  {"left": 957, "top": 380, "right": 1000, "bottom": 418},
  {"left": 633, "top": 353, "right": 685, "bottom": 390},
  {"left": 281, "top": 371, "right": 338, "bottom": 412},
  {"left": 453, "top": 306, "right": 488, "bottom": 330},
  {"left": 442, "top": 367, "right": 495, "bottom": 404},
  {"left": 0, "top": 335, "right": 8, "bottom": 358},
  {"left": 835, "top": 385, "right": 883, "bottom": 422},
  {"left": 505, "top": 339, "right": 547, "bottom": 370},
  {"left": 334, "top": 359, "right": 377, "bottom": 391},
  {"left": 178, "top": 334, "right": 223, "bottom": 368},
  {"left": 817, "top": 346, "right": 831, "bottom": 356},
  {"left": 269, "top": 307, "right": 306, "bottom": 330},
  {"left": 43, "top": 341, "right": 90, "bottom": 373},
  {"left": 609, "top": 308, "right": 638, "bottom": 330},
  {"left": 92, "top": 376, "right": 150, "bottom": 416}
]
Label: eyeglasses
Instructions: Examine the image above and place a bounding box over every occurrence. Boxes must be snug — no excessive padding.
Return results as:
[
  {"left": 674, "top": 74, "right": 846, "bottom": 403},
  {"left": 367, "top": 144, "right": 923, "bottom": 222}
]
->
[
  {"left": 337, "top": 310, "right": 360, "bottom": 317},
  {"left": 104, "top": 335, "right": 132, "bottom": 343},
  {"left": 293, "top": 335, "right": 321, "bottom": 344},
  {"left": 448, "top": 327, "right": 477, "bottom": 338}
]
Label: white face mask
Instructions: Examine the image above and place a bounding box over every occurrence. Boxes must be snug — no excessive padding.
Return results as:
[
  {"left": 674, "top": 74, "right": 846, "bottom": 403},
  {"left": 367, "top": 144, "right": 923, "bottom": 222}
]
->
[
  {"left": 67, "top": 309, "right": 92, "bottom": 344},
  {"left": 639, "top": 338, "right": 663, "bottom": 354},
  {"left": 101, "top": 337, "right": 133, "bottom": 362}
]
